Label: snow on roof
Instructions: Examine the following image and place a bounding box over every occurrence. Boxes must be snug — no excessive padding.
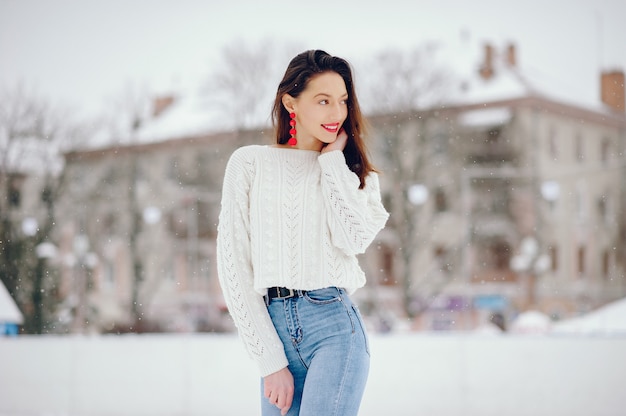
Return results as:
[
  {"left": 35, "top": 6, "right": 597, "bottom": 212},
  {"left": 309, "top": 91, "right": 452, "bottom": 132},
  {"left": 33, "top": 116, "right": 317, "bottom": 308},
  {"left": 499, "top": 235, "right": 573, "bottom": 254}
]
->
[
  {"left": 459, "top": 107, "right": 513, "bottom": 127},
  {"left": 443, "top": 38, "right": 618, "bottom": 115},
  {"left": 0, "top": 280, "right": 23, "bottom": 324},
  {"left": 85, "top": 37, "right": 621, "bottom": 150},
  {"left": 134, "top": 92, "right": 234, "bottom": 143},
  {"left": 451, "top": 73, "right": 529, "bottom": 105}
]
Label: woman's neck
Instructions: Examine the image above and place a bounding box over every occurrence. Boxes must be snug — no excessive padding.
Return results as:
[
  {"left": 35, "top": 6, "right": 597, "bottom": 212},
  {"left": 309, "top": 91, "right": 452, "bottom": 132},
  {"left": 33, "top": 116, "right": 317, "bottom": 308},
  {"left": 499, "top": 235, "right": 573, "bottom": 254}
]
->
[{"left": 275, "top": 138, "right": 323, "bottom": 152}]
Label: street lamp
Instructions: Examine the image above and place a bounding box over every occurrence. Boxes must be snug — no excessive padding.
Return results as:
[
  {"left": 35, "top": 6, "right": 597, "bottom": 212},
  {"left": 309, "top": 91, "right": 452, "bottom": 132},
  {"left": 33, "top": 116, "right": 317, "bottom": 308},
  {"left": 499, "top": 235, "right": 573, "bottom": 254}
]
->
[
  {"left": 142, "top": 206, "right": 162, "bottom": 225},
  {"left": 541, "top": 180, "right": 560, "bottom": 211},
  {"left": 541, "top": 180, "right": 560, "bottom": 202},
  {"left": 408, "top": 184, "right": 429, "bottom": 206},
  {"left": 21, "top": 217, "right": 38, "bottom": 237},
  {"left": 36, "top": 242, "right": 58, "bottom": 260},
  {"left": 405, "top": 183, "right": 429, "bottom": 317},
  {"left": 510, "top": 236, "right": 550, "bottom": 308}
]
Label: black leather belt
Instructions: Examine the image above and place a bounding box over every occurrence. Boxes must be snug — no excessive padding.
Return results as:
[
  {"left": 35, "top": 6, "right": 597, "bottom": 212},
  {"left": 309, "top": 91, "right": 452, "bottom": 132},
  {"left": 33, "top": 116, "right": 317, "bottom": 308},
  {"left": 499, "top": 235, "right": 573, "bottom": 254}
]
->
[{"left": 266, "top": 287, "right": 303, "bottom": 301}]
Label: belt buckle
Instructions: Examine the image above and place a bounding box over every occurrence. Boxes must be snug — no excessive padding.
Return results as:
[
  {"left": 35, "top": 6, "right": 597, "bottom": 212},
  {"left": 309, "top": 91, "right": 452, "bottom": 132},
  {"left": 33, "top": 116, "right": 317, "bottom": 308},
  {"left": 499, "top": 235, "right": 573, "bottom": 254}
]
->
[{"left": 275, "top": 288, "right": 296, "bottom": 299}]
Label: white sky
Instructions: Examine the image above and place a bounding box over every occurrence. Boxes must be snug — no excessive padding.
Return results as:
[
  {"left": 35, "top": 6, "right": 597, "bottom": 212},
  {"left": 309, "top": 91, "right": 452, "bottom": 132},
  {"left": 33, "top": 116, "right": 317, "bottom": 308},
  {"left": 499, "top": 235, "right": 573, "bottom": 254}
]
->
[{"left": 1, "top": 0, "right": 625, "bottom": 119}]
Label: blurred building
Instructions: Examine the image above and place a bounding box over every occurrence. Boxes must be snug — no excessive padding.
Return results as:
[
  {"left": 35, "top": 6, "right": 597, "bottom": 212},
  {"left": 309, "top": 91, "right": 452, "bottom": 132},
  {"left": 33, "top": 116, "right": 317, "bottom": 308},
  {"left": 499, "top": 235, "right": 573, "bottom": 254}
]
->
[
  {"left": 57, "top": 130, "right": 262, "bottom": 332},
  {"left": 367, "top": 43, "right": 626, "bottom": 330},
  {"left": 42, "top": 42, "right": 626, "bottom": 333}
]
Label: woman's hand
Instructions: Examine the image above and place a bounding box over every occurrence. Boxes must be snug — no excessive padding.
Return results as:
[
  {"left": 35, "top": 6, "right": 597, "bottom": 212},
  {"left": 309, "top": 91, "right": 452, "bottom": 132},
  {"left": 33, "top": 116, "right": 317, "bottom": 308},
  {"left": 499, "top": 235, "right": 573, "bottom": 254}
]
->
[
  {"left": 321, "top": 128, "right": 348, "bottom": 154},
  {"left": 263, "top": 367, "right": 294, "bottom": 415}
]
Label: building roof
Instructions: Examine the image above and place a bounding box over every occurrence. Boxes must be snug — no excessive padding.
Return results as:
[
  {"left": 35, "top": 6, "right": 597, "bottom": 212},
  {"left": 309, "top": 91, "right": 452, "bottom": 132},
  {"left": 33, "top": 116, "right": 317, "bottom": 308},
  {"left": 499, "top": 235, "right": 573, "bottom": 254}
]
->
[
  {"left": 80, "top": 38, "right": 625, "bottom": 152},
  {"left": 444, "top": 40, "right": 621, "bottom": 115}
]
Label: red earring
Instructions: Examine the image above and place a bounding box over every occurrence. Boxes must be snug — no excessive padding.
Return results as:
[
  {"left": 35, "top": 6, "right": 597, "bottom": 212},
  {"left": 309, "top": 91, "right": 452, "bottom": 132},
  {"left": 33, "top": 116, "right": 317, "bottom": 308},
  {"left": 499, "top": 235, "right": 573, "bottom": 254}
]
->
[{"left": 288, "top": 112, "right": 297, "bottom": 146}]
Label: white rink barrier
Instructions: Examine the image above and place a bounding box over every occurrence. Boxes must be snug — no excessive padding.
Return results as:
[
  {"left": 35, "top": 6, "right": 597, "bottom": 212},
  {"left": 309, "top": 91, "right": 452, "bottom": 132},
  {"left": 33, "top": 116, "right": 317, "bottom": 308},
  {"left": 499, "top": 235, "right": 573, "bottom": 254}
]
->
[{"left": 1, "top": 333, "right": 625, "bottom": 416}]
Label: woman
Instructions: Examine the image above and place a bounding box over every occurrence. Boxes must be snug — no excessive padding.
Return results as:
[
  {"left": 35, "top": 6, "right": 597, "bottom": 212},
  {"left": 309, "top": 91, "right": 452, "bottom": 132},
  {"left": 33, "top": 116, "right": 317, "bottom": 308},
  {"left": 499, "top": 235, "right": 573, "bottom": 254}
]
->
[{"left": 217, "top": 49, "right": 389, "bottom": 415}]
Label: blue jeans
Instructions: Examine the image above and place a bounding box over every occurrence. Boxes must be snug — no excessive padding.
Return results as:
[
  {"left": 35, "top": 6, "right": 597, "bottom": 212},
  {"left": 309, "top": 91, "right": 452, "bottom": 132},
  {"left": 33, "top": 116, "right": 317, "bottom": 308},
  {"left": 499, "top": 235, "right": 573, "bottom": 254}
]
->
[{"left": 261, "top": 287, "right": 370, "bottom": 416}]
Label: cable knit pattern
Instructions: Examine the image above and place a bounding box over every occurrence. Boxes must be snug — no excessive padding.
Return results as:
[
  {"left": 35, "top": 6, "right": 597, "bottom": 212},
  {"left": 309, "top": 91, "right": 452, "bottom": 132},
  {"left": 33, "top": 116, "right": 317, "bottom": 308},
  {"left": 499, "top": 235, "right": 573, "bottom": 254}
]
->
[{"left": 216, "top": 145, "right": 389, "bottom": 376}]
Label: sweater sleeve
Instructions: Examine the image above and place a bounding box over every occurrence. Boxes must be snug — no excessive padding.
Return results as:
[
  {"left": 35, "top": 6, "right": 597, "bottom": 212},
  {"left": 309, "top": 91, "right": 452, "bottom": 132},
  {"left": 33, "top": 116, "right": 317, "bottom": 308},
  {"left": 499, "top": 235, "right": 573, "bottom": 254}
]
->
[
  {"left": 216, "top": 147, "right": 289, "bottom": 377},
  {"left": 318, "top": 150, "right": 390, "bottom": 255}
]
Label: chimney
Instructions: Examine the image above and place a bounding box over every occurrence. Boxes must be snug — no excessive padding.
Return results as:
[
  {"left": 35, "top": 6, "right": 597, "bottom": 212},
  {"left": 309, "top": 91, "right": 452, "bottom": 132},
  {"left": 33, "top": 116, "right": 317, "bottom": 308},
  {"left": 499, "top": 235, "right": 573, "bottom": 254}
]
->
[
  {"left": 153, "top": 95, "right": 175, "bottom": 117},
  {"left": 600, "top": 70, "right": 625, "bottom": 112},
  {"left": 505, "top": 43, "right": 516, "bottom": 67},
  {"left": 479, "top": 43, "right": 494, "bottom": 80}
]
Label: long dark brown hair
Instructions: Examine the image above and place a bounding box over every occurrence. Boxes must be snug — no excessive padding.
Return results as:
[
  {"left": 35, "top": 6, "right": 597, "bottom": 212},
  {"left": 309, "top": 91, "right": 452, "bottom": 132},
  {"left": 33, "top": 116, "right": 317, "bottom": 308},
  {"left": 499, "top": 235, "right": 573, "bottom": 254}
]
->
[{"left": 272, "top": 50, "right": 375, "bottom": 188}]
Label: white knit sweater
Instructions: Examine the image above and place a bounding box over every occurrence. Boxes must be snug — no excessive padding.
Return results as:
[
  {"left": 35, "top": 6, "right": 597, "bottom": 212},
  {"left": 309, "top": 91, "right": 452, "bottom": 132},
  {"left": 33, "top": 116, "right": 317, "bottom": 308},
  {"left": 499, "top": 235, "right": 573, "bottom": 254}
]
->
[{"left": 216, "top": 145, "right": 389, "bottom": 376}]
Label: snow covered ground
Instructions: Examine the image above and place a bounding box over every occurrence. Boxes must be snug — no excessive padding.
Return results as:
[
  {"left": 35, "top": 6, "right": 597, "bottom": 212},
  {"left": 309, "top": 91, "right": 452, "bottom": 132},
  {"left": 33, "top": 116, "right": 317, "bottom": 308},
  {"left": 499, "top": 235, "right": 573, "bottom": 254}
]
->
[{"left": 1, "top": 331, "right": 625, "bottom": 416}]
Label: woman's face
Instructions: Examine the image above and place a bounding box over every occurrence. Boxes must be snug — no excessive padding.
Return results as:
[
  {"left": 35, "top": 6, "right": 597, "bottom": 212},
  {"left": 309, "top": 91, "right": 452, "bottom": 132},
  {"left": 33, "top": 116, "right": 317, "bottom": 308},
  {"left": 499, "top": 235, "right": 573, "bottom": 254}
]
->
[{"left": 289, "top": 71, "right": 348, "bottom": 149}]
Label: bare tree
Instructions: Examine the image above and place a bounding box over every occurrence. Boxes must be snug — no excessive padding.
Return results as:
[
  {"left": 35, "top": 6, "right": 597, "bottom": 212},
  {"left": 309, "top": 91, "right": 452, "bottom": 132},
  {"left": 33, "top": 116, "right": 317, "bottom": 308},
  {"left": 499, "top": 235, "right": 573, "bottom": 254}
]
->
[
  {"left": 102, "top": 83, "right": 153, "bottom": 329},
  {"left": 359, "top": 43, "right": 452, "bottom": 115},
  {"left": 372, "top": 115, "right": 434, "bottom": 318},
  {"left": 0, "top": 84, "right": 86, "bottom": 333},
  {"left": 204, "top": 38, "right": 304, "bottom": 129},
  {"left": 363, "top": 44, "right": 458, "bottom": 318},
  {"left": 100, "top": 81, "right": 153, "bottom": 144}
]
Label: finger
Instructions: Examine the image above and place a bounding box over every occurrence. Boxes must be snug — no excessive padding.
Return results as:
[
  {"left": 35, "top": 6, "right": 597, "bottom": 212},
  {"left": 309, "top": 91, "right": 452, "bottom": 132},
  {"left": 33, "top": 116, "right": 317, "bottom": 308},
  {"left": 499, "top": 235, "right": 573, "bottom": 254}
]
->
[
  {"left": 277, "top": 402, "right": 290, "bottom": 416},
  {"left": 263, "top": 380, "right": 271, "bottom": 398},
  {"left": 282, "top": 392, "right": 293, "bottom": 414},
  {"left": 275, "top": 393, "right": 285, "bottom": 408},
  {"left": 275, "top": 389, "right": 293, "bottom": 414},
  {"left": 336, "top": 130, "right": 348, "bottom": 148},
  {"left": 266, "top": 389, "right": 278, "bottom": 404}
]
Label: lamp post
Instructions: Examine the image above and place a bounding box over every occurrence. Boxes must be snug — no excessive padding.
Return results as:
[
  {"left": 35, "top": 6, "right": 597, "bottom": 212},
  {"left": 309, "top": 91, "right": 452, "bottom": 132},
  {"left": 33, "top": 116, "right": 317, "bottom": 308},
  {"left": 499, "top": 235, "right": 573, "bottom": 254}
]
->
[
  {"left": 406, "top": 183, "right": 428, "bottom": 317},
  {"left": 512, "top": 179, "right": 559, "bottom": 310},
  {"left": 33, "top": 241, "right": 58, "bottom": 334},
  {"left": 71, "top": 234, "right": 97, "bottom": 334},
  {"left": 510, "top": 236, "right": 550, "bottom": 309}
]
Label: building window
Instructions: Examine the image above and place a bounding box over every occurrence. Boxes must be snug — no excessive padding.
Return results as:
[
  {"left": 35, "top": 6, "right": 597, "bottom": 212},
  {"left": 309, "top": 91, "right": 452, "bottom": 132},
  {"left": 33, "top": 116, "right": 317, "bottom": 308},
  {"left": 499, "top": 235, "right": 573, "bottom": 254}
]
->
[
  {"left": 548, "top": 126, "right": 558, "bottom": 161},
  {"left": 434, "top": 246, "right": 449, "bottom": 274},
  {"left": 577, "top": 245, "right": 585, "bottom": 277},
  {"left": 9, "top": 185, "right": 21, "bottom": 207},
  {"left": 575, "top": 186, "right": 586, "bottom": 221},
  {"left": 103, "top": 260, "right": 115, "bottom": 289},
  {"left": 432, "top": 132, "right": 448, "bottom": 155},
  {"left": 491, "top": 182, "right": 510, "bottom": 214},
  {"left": 549, "top": 245, "right": 558, "bottom": 272},
  {"left": 380, "top": 244, "right": 396, "bottom": 286},
  {"left": 8, "top": 177, "right": 22, "bottom": 207},
  {"left": 103, "top": 166, "right": 119, "bottom": 186},
  {"left": 597, "top": 196, "right": 608, "bottom": 224},
  {"left": 134, "top": 159, "right": 145, "bottom": 183},
  {"left": 168, "top": 156, "right": 180, "bottom": 181},
  {"left": 102, "top": 213, "right": 116, "bottom": 236},
  {"left": 434, "top": 187, "right": 448, "bottom": 212},
  {"left": 491, "top": 240, "right": 511, "bottom": 269},
  {"left": 600, "top": 137, "right": 611, "bottom": 164},
  {"left": 575, "top": 134, "right": 584, "bottom": 162},
  {"left": 41, "top": 185, "right": 53, "bottom": 204},
  {"left": 165, "top": 260, "right": 175, "bottom": 281},
  {"left": 487, "top": 127, "right": 501, "bottom": 144},
  {"left": 602, "top": 249, "right": 610, "bottom": 279}
]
